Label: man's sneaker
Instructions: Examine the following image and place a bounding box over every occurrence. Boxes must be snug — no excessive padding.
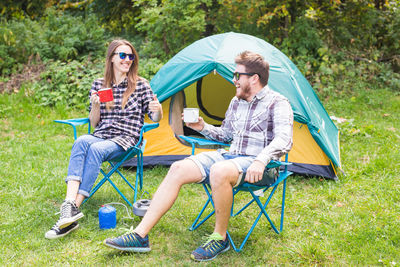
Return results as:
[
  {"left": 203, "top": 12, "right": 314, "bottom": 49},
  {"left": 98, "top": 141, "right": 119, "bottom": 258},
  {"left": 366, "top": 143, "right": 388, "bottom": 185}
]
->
[
  {"left": 191, "top": 233, "right": 230, "bottom": 261},
  {"left": 45, "top": 222, "right": 79, "bottom": 239},
  {"left": 104, "top": 231, "right": 151, "bottom": 252},
  {"left": 58, "top": 200, "right": 84, "bottom": 229}
]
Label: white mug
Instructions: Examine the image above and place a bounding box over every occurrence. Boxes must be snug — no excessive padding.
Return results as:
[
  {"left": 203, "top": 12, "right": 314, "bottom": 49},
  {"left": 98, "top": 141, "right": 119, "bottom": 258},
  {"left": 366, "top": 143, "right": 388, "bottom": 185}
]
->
[{"left": 183, "top": 108, "right": 199, "bottom": 123}]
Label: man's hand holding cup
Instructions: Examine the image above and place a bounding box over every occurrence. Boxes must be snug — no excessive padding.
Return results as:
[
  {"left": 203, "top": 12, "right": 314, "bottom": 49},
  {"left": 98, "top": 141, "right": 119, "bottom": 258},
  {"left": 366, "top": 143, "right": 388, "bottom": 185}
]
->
[{"left": 183, "top": 108, "right": 204, "bottom": 131}]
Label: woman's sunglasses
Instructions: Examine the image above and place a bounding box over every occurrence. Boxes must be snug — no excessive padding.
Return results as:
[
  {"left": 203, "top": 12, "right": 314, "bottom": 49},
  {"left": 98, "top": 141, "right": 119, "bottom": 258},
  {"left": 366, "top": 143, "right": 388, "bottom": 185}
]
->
[{"left": 113, "top": 52, "right": 135, "bottom": 61}]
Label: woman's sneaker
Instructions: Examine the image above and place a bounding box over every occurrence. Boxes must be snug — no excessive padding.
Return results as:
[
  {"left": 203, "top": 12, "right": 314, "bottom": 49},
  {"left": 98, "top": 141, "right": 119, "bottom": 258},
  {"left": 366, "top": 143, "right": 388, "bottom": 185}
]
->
[
  {"left": 191, "top": 233, "right": 230, "bottom": 261},
  {"left": 104, "top": 231, "right": 151, "bottom": 252},
  {"left": 45, "top": 222, "right": 79, "bottom": 239},
  {"left": 57, "top": 200, "right": 84, "bottom": 229}
]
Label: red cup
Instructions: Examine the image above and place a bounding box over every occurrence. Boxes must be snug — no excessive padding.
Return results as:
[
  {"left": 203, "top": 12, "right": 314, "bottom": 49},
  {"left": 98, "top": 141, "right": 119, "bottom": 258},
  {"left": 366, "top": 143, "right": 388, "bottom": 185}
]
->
[{"left": 95, "top": 88, "right": 114, "bottom": 103}]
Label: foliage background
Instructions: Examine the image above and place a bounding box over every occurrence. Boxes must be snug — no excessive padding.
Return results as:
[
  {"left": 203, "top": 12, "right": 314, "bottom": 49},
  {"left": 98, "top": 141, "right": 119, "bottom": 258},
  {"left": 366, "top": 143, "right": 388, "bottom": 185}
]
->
[
  {"left": 0, "top": 0, "right": 399, "bottom": 265},
  {"left": 1, "top": 0, "right": 399, "bottom": 100}
]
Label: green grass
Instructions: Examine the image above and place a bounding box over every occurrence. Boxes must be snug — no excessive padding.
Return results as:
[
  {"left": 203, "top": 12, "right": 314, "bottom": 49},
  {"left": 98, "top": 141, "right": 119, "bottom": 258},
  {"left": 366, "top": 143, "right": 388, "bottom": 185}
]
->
[{"left": 0, "top": 83, "right": 399, "bottom": 266}]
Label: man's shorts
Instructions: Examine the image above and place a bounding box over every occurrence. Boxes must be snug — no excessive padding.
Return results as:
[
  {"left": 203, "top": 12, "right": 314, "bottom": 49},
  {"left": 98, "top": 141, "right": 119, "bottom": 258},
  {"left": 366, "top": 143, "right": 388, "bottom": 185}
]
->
[{"left": 187, "top": 149, "right": 278, "bottom": 187}]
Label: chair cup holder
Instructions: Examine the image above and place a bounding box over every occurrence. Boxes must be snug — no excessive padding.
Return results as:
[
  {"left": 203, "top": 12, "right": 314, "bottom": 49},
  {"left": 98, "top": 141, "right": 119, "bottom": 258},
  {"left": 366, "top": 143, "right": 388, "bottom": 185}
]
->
[{"left": 133, "top": 199, "right": 151, "bottom": 217}]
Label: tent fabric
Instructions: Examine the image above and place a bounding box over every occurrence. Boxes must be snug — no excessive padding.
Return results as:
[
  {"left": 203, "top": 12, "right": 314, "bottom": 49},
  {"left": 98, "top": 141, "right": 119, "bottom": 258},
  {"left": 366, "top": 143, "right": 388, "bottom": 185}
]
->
[
  {"left": 124, "top": 32, "right": 341, "bottom": 178},
  {"left": 149, "top": 32, "right": 341, "bottom": 173}
]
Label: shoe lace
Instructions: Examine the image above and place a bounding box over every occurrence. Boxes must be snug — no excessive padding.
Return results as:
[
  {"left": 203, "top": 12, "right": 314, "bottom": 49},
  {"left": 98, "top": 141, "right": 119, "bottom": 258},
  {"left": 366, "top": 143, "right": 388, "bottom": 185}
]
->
[
  {"left": 50, "top": 222, "right": 60, "bottom": 231},
  {"left": 201, "top": 233, "right": 224, "bottom": 249},
  {"left": 60, "top": 201, "right": 73, "bottom": 218},
  {"left": 121, "top": 226, "right": 137, "bottom": 242}
]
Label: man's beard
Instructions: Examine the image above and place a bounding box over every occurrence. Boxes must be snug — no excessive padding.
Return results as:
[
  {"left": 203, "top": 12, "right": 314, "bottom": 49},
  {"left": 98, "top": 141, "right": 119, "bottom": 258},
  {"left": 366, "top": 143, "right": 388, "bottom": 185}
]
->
[{"left": 236, "top": 83, "right": 251, "bottom": 100}]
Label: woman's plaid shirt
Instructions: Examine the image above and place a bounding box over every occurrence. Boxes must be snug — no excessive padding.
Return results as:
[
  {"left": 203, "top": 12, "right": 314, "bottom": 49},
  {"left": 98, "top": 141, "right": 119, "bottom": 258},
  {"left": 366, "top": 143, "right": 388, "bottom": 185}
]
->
[{"left": 89, "top": 77, "right": 155, "bottom": 150}]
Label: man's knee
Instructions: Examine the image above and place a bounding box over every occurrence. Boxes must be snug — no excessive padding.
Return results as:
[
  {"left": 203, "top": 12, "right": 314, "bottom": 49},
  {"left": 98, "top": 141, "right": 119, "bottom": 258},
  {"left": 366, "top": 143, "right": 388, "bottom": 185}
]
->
[
  {"left": 168, "top": 160, "right": 186, "bottom": 174},
  {"left": 166, "top": 159, "right": 202, "bottom": 184},
  {"left": 209, "top": 161, "right": 238, "bottom": 187}
]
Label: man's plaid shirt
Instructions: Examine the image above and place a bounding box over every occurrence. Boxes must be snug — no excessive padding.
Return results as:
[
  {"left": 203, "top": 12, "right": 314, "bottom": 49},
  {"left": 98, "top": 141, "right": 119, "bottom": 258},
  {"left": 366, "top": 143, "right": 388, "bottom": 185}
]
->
[
  {"left": 89, "top": 77, "right": 155, "bottom": 150},
  {"left": 200, "top": 86, "right": 293, "bottom": 166}
]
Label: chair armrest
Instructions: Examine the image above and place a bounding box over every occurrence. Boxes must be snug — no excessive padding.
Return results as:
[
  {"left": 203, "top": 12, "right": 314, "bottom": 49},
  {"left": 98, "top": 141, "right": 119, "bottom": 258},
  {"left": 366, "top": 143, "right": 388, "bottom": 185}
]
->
[
  {"left": 178, "top": 135, "right": 230, "bottom": 155},
  {"left": 142, "top": 122, "right": 159, "bottom": 133},
  {"left": 54, "top": 118, "right": 90, "bottom": 140},
  {"left": 267, "top": 160, "right": 291, "bottom": 169},
  {"left": 178, "top": 135, "right": 229, "bottom": 147},
  {"left": 136, "top": 123, "right": 159, "bottom": 147}
]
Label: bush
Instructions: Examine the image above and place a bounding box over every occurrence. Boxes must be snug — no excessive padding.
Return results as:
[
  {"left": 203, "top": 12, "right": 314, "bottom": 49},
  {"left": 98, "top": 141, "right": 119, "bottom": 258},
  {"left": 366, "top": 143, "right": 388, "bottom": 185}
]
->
[
  {"left": 0, "top": 8, "right": 106, "bottom": 75},
  {"left": 139, "top": 57, "right": 165, "bottom": 81},
  {"left": 312, "top": 55, "right": 400, "bottom": 100},
  {"left": 134, "top": 0, "right": 207, "bottom": 60},
  {"left": 0, "top": 18, "right": 42, "bottom": 75},
  {"left": 31, "top": 57, "right": 104, "bottom": 108},
  {"left": 29, "top": 54, "right": 164, "bottom": 108},
  {"left": 279, "top": 17, "right": 325, "bottom": 77}
]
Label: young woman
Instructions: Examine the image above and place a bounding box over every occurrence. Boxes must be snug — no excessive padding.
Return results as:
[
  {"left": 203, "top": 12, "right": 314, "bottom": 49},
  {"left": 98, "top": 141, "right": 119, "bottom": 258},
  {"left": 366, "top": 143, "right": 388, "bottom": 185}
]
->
[{"left": 45, "top": 39, "right": 162, "bottom": 239}]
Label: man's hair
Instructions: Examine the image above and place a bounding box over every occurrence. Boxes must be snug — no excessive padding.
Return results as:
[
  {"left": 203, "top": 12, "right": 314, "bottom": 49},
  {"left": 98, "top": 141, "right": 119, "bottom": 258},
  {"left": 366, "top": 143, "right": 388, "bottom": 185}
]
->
[{"left": 234, "top": 51, "right": 269, "bottom": 86}]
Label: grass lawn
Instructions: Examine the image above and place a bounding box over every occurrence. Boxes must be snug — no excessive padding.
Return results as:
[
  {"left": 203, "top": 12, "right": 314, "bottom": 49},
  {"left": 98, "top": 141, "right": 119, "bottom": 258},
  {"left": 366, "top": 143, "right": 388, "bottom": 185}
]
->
[{"left": 0, "top": 83, "right": 399, "bottom": 266}]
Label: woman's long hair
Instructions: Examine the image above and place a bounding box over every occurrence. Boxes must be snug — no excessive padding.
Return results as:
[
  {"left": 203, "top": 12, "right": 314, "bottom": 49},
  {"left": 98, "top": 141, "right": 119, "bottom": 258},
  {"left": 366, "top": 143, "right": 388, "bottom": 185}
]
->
[{"left": 103, "top": 39, "right": 139, "bottom": 109}]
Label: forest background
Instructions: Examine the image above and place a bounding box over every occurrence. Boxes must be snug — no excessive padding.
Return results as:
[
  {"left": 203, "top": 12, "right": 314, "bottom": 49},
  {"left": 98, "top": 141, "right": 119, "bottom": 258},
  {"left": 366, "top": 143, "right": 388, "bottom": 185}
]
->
[
  {"left": 1, "top": 0, "right": 399, "bottom": 101},
  {"left": 0, "top": 0, "right": 399, "bottom": 266}
]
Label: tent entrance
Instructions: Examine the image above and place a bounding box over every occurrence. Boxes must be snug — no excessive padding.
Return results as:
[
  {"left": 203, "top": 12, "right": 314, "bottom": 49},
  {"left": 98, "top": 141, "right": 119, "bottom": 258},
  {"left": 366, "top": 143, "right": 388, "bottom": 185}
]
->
[{"left": 169, "top": 72, "right": 234, "bottom": 149}]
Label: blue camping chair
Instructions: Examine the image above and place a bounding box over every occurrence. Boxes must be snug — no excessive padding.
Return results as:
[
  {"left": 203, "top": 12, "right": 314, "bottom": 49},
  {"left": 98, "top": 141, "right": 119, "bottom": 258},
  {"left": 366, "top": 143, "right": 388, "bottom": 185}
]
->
[
  {"left": 55, "top": 118, "right": 158, "bottom": 207},
  {"left": 179, "top": 135, "right": 292, "bottom": 252}
]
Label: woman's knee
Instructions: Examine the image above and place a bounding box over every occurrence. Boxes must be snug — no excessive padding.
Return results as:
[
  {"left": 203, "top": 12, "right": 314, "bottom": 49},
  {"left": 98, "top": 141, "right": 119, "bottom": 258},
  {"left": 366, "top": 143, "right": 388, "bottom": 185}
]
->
[
  {"left": 73, "top": 135, "right": 95, "bottom": 149},
  {"left": 87, "top": 142, "right": 108, "bottom": 159}
]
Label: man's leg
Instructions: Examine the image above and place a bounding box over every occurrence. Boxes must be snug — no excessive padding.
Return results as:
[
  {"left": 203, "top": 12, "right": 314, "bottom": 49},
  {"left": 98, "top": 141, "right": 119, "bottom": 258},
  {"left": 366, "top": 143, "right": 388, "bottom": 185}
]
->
[
  {"left": 104, "top": 158, "right": 203, "bottom": 252},
  {"left": 134, "top": 159, "right": 203, "bottom": 237},
  {"left": 190, "top": 160, "right": 238, "bottom": 261},
  {"left": 208, "top": 160, "right": 239, "bottom": 239}
]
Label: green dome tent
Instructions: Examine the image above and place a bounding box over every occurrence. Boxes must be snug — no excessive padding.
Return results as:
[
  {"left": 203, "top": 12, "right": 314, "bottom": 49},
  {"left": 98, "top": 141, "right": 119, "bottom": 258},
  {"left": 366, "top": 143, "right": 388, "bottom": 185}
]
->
[{"left": 138, "top": 32, "right": 341, "bottom": 179}]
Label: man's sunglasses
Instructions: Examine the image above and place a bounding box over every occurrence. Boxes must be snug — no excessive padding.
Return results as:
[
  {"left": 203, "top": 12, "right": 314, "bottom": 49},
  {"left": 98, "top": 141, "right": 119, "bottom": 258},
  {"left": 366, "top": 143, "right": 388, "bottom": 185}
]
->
[
  {"left": 113, "top": 52, "right": 135, "bottom": 61},
  {"left": 233, "top": 72, "right": 257, "bottom": 80}
]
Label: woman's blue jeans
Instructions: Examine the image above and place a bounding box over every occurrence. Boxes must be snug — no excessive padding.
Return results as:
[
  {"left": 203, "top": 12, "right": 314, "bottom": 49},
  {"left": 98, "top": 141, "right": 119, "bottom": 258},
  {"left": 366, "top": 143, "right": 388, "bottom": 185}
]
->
[{"left": 65, "top": 134, "right": 125, "bottom": 197}]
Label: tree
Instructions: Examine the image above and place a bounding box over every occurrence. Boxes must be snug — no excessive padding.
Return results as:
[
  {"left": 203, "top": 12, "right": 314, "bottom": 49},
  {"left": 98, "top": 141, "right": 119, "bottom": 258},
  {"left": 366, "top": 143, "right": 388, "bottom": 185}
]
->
[{"left": 133, "top": 0, "right": 209, "bottom": 59}]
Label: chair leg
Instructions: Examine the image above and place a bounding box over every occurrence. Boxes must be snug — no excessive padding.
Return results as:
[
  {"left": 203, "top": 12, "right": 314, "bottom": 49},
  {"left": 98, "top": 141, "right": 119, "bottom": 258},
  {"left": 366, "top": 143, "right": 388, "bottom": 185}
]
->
[
  {"left": 133, "top": 169, "right": 140, "bottom": 203},
  {"left": 139, "top": 153, "right": 144, "bottom": 190},
  {"left": 82, "top": 161, "right": 140, "bottom": 207},
  {"left": 108, "top": 158, "right": 142, "bottom": 205},
  {"left": 227, "top": 191, "right": 281, "bottom": 252},
  {"left": 135, "top": 153, "right": 144, "bottom": 202},
  {"left": 82, "top": 169, "right": 110, "bottom": 205},
  {"left": 227, "top": 179, "right": 290, "bottom": 252},
  {"left": 189, "top": 184, "right": 215, "bottom": 231},
  {"left": 105, "top": 175, "right": 133, "bottom": 207},
  {"left": 189, "top": 178, "right": 289, "bottom": 252},
  {"left": 280, "top": 179, "right": 287, "bottom": 232},
  {"left": 232, "top": 188, "right": 258, "bottom": 217},
  {"left": 251, "top": 189, "right": 280, "bottom": 234}
]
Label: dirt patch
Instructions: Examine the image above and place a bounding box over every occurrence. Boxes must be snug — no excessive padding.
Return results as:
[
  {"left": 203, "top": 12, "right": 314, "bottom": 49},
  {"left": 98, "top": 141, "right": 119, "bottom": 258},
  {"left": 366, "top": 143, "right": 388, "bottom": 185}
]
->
[{"left": 0, "top": 54, "right": 46, "bottom": 94}]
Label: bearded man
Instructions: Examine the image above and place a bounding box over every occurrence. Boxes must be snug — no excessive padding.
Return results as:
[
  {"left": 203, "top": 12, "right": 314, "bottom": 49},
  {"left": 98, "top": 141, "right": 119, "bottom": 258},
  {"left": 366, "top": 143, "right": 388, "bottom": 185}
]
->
[{"left": 104, "top": 50, "right": 294, "bottom": 262}]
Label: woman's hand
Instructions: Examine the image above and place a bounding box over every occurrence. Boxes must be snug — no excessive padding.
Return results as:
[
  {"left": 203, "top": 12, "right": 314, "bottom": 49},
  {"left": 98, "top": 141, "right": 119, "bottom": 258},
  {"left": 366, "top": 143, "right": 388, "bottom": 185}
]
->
[
  {"left": 90, "top": 92, "right": 100, "bottom": 106},
  {"left": 89, "top": 91, "right": 101, "bottom": 128},
  {"left": 149, "top": 94, "right": 163, "bottom": 122}
]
